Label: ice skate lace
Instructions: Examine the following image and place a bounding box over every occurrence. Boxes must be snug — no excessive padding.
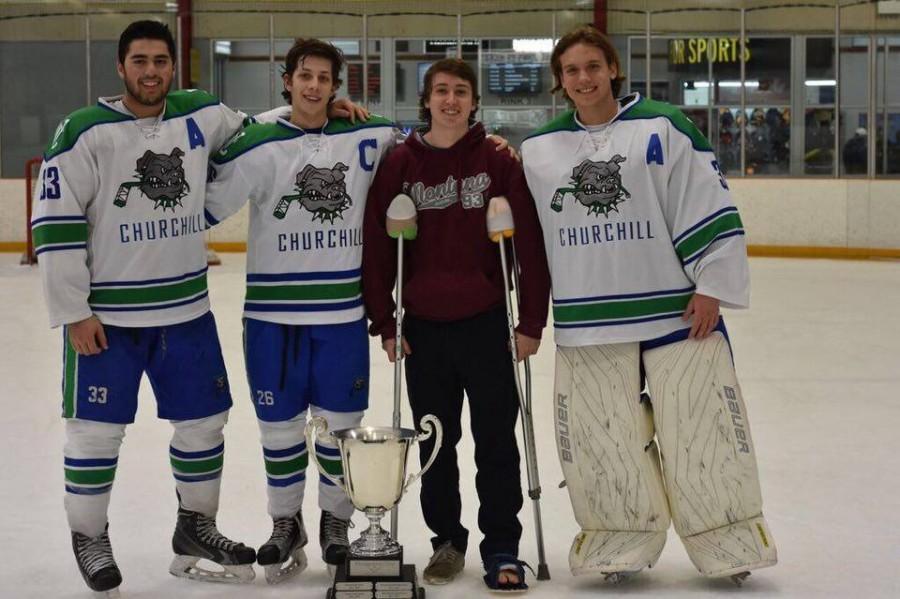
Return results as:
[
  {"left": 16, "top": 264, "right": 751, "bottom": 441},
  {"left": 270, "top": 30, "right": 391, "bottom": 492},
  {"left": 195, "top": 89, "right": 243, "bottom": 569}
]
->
[
  {"left": 269, "top": 516, "right": 297, "bottom": 542},
  {"left": 196, "top": 515, "right": 241, "bottom": 551},
  {"left": 322, "top": 512, "right": 351, "bottom": 545},
  {"left": 75, "top": 532, "right": 116, "bottom": 576}
]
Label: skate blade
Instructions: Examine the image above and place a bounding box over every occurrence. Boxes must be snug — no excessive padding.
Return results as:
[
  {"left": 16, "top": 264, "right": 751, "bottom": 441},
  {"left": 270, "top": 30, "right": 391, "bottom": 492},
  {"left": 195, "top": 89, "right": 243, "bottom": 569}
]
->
[
  {"left": 92, "top": 589, "right": 121, "bottom": 598},
  {"left": 730, "top": 572, "right": 751, "bottom": 587},
  {"left": 264, "top": 547, "right": 308, "bottom": 585},
  {"left": 169, "top": 554, "right": 256, "bottom": 583},
  {"left": 603, "top": 571, "right": 637, "bottom": 584}
]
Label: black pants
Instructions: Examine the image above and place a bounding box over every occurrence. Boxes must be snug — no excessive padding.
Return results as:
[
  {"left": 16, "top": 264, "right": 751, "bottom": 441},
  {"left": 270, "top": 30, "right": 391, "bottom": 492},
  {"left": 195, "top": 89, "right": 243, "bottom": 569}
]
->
[{"left": 404, "top": 307, "right": 523, "bottom": 561}]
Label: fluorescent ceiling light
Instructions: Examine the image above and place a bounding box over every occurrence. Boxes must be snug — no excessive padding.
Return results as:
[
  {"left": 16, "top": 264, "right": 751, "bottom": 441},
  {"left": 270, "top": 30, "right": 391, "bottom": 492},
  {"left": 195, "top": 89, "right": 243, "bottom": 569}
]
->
[
  {"left": 805, "top": 79, "right": 836, "bottom": 86},
  {"left": 684, "top": 81, "right": 760, "bottom": 88},
  {"left": 513, "top": 39, "right": 553, "bottom": 53}
]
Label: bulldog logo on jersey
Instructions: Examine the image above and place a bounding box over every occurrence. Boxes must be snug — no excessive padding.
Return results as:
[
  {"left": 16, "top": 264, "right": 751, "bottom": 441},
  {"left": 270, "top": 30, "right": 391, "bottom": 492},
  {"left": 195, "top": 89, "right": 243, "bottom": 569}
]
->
[
  {"left": 551, "top": 155, "right": 631, "bottom": 217},
  {"left": 114, "top": 148, "right": 190, "bottom": 211},
  {"left": 273, "top": 162, "right": 351, "bottom": 223}
]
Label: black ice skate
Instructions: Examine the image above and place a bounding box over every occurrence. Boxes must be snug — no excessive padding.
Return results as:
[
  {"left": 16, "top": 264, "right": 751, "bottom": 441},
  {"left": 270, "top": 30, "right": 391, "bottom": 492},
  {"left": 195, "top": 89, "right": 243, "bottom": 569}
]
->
[
  {"left": 320, "top": 510, "right": 352, "bottom": 575},
  {"left": 257, "top": 509, "right": 308, "bottom": 584},
  {"left": 72, "top": 525, "right": 122, "bottom": 597},
  {"left": 169, "top": 507, "right": 256, "bottom": 583}
]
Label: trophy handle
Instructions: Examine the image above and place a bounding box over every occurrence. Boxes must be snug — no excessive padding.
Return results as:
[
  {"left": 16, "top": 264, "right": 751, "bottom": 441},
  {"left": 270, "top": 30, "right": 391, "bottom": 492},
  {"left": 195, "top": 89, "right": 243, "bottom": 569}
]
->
[
  {"left": 402, "top": 414, "right": 443, "bottom": 495},
  {"left": 304, "top": 416, "right": 346, "bottom": 493}
]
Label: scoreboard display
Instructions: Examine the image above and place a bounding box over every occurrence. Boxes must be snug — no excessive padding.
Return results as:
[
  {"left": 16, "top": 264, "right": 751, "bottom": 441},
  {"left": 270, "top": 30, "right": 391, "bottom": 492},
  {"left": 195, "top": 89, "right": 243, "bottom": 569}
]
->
[{"left": 487, "top": 63, "right": 542, "bottom": 94}]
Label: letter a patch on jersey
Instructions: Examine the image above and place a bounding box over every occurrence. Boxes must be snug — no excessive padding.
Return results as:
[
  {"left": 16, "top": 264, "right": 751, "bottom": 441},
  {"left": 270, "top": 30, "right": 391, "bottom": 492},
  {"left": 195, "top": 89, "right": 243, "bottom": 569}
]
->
[
  {"left": 186, "top": 118, "right": 206, "bottom": 150},
  {"left": 646, "top": 133, "right": 664, "bottom": 165}
]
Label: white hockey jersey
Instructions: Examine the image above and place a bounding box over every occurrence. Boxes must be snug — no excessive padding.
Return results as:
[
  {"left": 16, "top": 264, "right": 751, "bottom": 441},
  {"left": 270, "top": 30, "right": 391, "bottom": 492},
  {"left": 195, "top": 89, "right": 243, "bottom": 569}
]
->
[
  {"left": 521, "top": 93, "right": 749, "bottom": 347},
  {"left": 32, "top": 90, "right": 245, "bottom": 328},
  {"left": 205, "top": 113, "right": 398, "bottom": 325}
]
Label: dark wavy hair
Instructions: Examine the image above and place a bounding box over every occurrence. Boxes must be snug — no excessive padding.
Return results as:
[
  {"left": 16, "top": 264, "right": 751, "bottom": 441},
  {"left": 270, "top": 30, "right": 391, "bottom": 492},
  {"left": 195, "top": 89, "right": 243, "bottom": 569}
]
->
[
  {"left": 550, "top": 25, "right": 626, "bottom": 102},
  {"left": 281, "top": 38, "right": 345, "bottom": 104},
  {"left": 418, "top": 58, "right": 480, "bottom": 125},
  {"left": 118, "top": 20, "right": 176, "bottom": 64}
]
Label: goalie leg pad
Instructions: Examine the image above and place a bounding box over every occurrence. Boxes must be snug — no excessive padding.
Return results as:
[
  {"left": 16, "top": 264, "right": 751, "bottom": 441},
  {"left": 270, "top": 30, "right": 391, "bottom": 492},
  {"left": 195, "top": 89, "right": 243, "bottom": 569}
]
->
[
  {"left": 555, "top": 344, "right": 671, "bottom": 575},
  {"left": 642, "top": 332, "right": 777, "bottom": 575}
]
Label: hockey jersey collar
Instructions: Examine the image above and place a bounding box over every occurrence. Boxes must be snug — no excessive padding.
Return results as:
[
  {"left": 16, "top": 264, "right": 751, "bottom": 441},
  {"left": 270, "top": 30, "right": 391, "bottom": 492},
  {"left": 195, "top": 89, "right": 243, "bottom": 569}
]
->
[
  {"left": 572, "top": 92, "right": 642, "bottom": 129},
  {"left": 97, "top": 96, "right": 139, "bottom": 120},
  {"left": 275, "top": 115, "right": 328, "bottom": 135}
]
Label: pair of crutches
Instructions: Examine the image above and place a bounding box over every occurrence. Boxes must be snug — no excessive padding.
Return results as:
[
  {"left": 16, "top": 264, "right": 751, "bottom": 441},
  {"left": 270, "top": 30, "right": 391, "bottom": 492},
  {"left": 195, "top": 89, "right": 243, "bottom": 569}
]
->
[{"left": 383, "top": 193, "right": 550, "bottom": 580}]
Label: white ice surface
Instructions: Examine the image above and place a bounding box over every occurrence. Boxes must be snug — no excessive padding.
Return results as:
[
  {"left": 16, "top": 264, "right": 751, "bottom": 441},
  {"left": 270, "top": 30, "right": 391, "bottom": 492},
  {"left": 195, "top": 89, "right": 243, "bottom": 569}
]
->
[{"left": 1, "top": 254, "right": 898, "bottom": 598}]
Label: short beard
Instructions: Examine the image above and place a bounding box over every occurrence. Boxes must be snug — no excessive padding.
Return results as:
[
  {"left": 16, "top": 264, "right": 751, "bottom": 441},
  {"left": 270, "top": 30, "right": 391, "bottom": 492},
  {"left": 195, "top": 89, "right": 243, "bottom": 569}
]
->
[{"left": 124, "top": 77, "right": 170, "bottom": 107}]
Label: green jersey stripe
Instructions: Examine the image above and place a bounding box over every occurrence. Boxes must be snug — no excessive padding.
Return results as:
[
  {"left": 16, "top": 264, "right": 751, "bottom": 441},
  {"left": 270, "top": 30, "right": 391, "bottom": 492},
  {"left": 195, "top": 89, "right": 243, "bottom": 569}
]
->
[
  {"left": 170, "top": 455, "right": 224, "bottom": 474},
  {"left": 265, "top": 454, "right": 308, "bottom": 476},
  {"left": 63, "top": 336, "right": 77, "bottom": 418},
  {"left": 65, "top": 467, "right": 116, "bottom": 485},
  {"left": 676, "top": 212, "right": 744, "bottom": 261},
  {"left": 316, "top": 456, "right": 343, "bottom": 476},
  {"left": 324, "top": 115, "right": 395, "bottom": 135},
  {"left": 553, "top": 292, "right": 693, "bottom": 324},
  {"left": 245, "top": 281, "right": 361, "bottom": 302},
  {"left": 88, "top": 273, "right": 207, "bottom": 306},
  {"left": 163, "top": 90, "right": 220, "bottom": 119},
  {"left": 45, "top": 105, "right": 132, "bottom": 159},
  {"left": 621, "top": 98, "right": 713, "bottom": 152},
  {"left": 525, "top": 111, "right": 580, "bottom": 140},
  {"left": 32, "top": 223, "right": 88, "bottom": 248}
]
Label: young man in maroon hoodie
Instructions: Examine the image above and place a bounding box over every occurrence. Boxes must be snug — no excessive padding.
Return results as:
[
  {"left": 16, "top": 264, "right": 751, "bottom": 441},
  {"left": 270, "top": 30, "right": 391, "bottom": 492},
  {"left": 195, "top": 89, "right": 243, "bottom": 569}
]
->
[{"left": 362, "top": 58, "right": 550, "bottom": 592}]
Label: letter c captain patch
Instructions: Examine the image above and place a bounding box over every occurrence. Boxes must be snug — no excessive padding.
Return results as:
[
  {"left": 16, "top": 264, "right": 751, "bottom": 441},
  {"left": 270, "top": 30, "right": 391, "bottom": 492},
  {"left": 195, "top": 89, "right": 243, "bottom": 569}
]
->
[{"left": 359, "top": 139, "right": 377, "bottom": 171}]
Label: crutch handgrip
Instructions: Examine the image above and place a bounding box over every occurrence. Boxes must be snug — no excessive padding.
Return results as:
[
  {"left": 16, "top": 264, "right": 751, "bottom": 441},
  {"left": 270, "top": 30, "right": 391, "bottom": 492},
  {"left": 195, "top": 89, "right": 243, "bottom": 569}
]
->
[
  {"left": 486, "top": 195, "right": 515, "bottom": 242},
  {"left": 386, "top": 193, "right": 417, "bottom": 240}
]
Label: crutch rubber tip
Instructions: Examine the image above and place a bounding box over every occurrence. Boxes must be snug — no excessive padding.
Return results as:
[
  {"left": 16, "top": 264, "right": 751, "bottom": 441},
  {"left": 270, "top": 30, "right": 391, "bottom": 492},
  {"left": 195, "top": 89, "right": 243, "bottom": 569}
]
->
[{"left": 537, "top": 564, "right": 551, "bottom": 580}]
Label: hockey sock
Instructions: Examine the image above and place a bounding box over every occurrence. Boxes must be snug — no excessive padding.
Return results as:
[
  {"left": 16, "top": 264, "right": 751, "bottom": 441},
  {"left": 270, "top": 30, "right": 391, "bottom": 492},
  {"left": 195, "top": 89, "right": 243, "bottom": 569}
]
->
[
  {"left": 64, "top": 419, "right": 126, "bottom": 537},
  {"left": 169, "top": 411, "right": 227, "bottom": 516},
  {"left": 310, "top": 406, "right": 361, "bottom": 520},
  {"left": 259, "top": 411, "right": 308, "bottom": 518}
]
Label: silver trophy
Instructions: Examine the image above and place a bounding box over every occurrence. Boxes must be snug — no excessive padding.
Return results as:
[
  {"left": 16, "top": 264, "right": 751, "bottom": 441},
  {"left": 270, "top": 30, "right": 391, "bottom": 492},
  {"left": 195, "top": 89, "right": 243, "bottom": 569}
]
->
[{"left": 306, "top": 414, "right": 442, "bottom": 597}]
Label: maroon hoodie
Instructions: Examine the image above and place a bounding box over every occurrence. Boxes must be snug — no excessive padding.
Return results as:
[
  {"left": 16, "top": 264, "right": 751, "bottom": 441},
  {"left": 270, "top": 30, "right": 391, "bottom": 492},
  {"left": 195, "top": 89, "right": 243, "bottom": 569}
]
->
[{"left": 362, "top": 123, "right": 550, "bottom": 341}]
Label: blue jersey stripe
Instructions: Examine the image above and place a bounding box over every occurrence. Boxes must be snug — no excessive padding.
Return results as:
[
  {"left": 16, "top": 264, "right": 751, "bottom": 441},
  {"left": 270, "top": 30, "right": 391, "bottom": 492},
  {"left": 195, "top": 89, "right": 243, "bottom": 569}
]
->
[
  {"left": 555, "top": 311, "right": 684, "bottom": 329},
  {"left": 173, "top": 471, "right": 222, "bottom": 483},
  {"left": 673, "top": 206, "right": 739, "bottom": 246},
  {"left": 244, "top": 298, "right": 363, "bottom": 313},
  {"left": 263, "top": 442, "right": 307, "bottom": 459},
  {"left": 247, "top": 269, "right": 361, "bottom": 283},
  {"left": 91, "top": 267, "right": 208, "bottom": 288},
  {"left": 64, "top": 456, "right": 118, "bottom": 468},
  {"left": 31, "top": 215, "right": 87, "bottom": 226},
  {"left": 682, "top": 229, "right": 745, "bottom": 266},
  {"left": 314, "top": 443, "right": 341, "bottom": 457},
  {"left": 169, "top": 442, "right": 225, "bottom": 460},
  {"left": 553, "top": 286, "right": 696, "bottom": 306},
  {"left": 35, "top": 243, "right": 87, "bottom": 255},
  {"left": 65, "top": 484, "right": 113, "bottom": 496},
  {"left": 268, "top": 472, "right": 306, "bottom": 488}
]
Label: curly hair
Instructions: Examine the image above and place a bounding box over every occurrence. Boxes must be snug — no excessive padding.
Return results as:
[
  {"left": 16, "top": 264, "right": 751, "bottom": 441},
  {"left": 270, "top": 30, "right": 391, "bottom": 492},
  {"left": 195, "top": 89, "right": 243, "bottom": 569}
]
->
[{"left": 281, "top": 38, "right": 345, "bottom": 104}]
